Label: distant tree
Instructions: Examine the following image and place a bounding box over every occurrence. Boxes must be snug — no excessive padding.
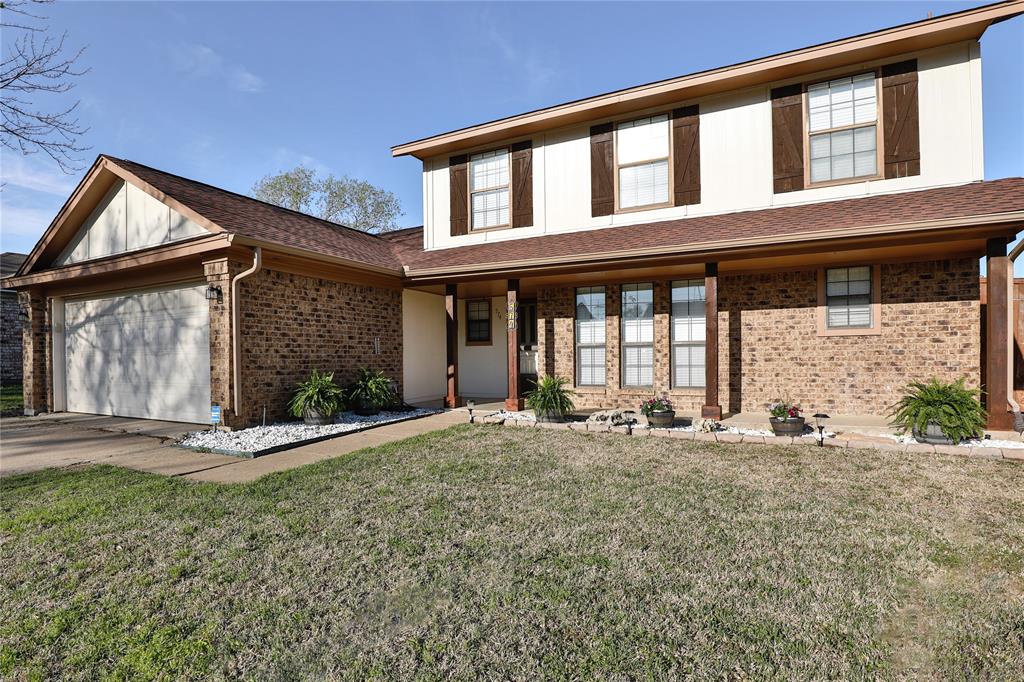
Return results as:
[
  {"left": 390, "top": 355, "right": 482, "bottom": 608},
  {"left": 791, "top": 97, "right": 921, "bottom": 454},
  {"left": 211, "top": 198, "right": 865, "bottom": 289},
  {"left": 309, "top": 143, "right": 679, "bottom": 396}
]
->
[
  {"left": 251, "top": 165, "right": 404, "bottom": 233},
  {"left": 1, "top": 0, "right": 89, "bottom": 173}
]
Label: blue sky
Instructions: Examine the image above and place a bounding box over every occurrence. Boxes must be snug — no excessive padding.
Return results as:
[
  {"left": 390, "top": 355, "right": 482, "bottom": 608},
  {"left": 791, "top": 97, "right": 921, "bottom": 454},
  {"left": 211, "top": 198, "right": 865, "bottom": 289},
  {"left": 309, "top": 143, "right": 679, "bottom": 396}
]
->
[{"left": 2, "top": 1, "right": 1022, "bottom": 266}]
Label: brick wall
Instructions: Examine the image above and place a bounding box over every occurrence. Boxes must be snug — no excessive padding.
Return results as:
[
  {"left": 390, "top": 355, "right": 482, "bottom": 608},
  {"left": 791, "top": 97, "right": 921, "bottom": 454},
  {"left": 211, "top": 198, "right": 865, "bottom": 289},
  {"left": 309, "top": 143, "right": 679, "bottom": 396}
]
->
[
  {"left": 236, "top": 268, "right": 403, "bottom": 425},
  {"left": 537, "top": 258, "right": 980, "bottom": 416},
  {"left": 1, "top": 293, "right": 22, "bottom": 385}
]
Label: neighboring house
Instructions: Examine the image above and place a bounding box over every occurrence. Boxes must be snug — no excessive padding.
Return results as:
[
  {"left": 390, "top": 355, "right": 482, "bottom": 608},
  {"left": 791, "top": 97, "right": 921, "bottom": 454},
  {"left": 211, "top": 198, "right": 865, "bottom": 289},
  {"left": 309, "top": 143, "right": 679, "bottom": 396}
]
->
[
  {"left": 3, "top": 1, "right": 1024, "bottom": 429},
  {"left": 1, "top": 252, "right": 28, "bottom": 385}
]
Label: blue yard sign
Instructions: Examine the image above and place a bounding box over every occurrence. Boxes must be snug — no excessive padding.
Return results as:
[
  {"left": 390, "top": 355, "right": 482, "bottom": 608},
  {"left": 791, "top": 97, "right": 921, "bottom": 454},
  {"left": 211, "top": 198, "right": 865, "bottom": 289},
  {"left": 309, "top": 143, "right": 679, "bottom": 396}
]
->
[{"left": 211, "top": 405, "right": 222, "bottom": 425}]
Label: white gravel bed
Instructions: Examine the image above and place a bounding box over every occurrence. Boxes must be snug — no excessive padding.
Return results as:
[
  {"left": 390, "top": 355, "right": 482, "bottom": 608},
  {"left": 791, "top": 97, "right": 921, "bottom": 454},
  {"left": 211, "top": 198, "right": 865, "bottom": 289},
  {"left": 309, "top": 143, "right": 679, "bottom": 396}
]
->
[
  {"left": 888, "top": 433, "right": 1024, "bottom": 449},
  {"left": 179, "top": 409, "right": 440, "bottom": 453}
]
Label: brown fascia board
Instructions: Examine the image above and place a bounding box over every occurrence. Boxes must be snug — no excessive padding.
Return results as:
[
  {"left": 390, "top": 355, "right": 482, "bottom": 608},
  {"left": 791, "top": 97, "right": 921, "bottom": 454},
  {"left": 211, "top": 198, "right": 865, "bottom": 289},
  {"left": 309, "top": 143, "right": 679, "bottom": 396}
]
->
[
  {"left": 4, "top": 233, "right": 235, "bottom": 288},
  {"left": 401, "top": 212, "right": 1024, "bottom": 282},
  {"left": 392, "top": 0, "right": 1023, "bottom": 160}
]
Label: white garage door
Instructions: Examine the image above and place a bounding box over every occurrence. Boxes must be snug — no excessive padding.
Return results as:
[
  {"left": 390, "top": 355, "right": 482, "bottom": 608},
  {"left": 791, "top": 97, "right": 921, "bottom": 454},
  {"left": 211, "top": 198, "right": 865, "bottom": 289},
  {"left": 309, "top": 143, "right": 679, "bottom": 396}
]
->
[{"left": 64, "top": 284, "right": 211, "bottom": 424}]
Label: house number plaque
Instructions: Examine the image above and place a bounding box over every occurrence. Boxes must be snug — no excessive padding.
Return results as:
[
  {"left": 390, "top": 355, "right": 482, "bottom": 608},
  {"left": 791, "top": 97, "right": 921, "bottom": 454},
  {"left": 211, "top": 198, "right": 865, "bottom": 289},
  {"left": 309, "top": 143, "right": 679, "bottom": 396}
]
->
[{"left": 507, "top": 301, "right": 518, "bottom": 331}]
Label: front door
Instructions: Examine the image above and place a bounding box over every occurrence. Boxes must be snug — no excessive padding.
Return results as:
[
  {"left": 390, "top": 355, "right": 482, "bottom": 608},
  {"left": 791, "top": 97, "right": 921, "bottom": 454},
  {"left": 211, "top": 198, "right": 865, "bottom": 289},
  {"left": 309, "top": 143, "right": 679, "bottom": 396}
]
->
[{"left": 519, "top": 300, "right": 538, "bottom": 391}]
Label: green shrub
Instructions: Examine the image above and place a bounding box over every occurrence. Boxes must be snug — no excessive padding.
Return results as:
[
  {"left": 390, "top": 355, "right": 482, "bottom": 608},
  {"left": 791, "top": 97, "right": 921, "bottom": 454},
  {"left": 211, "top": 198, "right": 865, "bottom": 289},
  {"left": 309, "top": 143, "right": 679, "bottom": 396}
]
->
[
  {"left": 347, "top": 368, "right": 395, "bottom": 410},
  {"left": 525, "top": 375, "right": 575, "bottom": 420},
  {"left": 889, "top": 377, "right": 986, "bottom": 444},
  {"left": 288, "top": 369, "right": 344, "bottom": 419}
]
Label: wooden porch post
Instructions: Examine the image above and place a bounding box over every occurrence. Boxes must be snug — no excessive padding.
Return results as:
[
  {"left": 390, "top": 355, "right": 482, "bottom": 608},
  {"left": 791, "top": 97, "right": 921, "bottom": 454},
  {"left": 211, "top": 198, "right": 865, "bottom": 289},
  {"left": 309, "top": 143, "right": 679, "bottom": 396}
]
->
[
  {"left": 985, "top": 237, "right": 1014, "bottom": 430},
  {"left": 702, "top": 262, "right": 723, "bottom": 419},
  {"left": 445, "top": 283, "right": 461, "bottom": 408},
  {"left": 505, "top": 279, "right": 523, "bottom": 411}
]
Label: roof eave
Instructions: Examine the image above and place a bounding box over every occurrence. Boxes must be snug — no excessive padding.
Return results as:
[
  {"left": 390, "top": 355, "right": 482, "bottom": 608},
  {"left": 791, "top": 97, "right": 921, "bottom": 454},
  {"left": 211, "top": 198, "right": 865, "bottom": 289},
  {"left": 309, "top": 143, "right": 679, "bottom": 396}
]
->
[
  {"left": 401, "top": 211, "right": 1024, "bottom": 281},
  {"left": 392, "top": 0, "right": 1022, "bottom": 160}
]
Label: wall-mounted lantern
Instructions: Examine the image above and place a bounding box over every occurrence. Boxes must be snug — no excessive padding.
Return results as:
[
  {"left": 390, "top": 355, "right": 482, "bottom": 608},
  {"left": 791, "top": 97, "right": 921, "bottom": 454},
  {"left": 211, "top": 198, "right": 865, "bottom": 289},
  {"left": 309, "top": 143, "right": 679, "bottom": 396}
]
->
[{"left": 205, "top": 284, "right": 223, "bottom": 302}]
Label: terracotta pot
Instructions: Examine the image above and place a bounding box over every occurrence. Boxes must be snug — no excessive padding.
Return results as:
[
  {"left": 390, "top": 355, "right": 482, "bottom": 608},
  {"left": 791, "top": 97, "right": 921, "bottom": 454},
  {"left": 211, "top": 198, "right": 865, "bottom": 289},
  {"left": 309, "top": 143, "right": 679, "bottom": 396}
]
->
[
  {"left": 770, "top": 416, "right": 805, "bottom": 436},
  {"left": 647, "top": 410, "right": 675, "bottom": 428}
]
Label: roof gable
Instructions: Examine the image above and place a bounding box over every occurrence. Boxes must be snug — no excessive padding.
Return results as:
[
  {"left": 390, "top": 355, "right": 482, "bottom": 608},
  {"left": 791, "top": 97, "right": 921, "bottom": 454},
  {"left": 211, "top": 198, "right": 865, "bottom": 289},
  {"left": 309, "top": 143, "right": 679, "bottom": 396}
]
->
[{"left": 15, "top": 155, "right": 407, "bottom": 278}]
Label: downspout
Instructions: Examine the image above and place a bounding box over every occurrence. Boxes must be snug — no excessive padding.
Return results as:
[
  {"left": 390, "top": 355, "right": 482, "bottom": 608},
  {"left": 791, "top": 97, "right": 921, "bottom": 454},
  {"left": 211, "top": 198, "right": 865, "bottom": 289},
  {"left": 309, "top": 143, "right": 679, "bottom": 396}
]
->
[{"left": 232, "top": 247, "right": 262, "bottom": 418}]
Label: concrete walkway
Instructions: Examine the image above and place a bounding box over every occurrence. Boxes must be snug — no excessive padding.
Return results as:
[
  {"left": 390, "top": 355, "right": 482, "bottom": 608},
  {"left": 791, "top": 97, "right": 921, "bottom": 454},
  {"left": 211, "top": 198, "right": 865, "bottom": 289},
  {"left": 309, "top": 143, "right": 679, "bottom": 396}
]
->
[{"left": 1, "top": 411, "right": 465, "bottom": 483}]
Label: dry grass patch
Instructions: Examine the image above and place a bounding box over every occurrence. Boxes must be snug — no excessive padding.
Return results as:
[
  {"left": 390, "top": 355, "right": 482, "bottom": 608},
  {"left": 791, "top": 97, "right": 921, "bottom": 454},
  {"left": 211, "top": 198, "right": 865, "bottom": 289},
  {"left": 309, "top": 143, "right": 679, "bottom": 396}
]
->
[{"left": 2, "top": 425, "right": 1022, "bottom": 679}]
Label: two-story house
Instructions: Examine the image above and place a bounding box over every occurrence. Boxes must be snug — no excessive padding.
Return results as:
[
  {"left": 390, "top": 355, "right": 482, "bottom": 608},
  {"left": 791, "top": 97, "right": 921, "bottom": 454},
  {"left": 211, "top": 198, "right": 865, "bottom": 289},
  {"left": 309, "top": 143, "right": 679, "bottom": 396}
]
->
[{"left": 6, "top": 1, "right": 1024, "bottom": 429}]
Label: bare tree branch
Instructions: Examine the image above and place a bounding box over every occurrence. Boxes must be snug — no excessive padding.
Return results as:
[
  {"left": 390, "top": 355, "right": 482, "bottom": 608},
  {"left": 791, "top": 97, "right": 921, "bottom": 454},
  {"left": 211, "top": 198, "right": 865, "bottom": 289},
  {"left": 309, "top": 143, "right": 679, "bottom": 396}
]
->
[{"left": 1, "top": 0, "right": 89, "bottom": 173}]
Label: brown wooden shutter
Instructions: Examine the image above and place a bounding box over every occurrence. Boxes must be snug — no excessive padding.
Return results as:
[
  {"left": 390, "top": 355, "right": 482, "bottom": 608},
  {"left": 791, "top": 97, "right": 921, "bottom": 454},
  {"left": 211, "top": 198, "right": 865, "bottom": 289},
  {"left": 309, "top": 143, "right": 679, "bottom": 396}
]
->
[
  {"left": 672, "top": 105, "right": 700, "bottom": 205},
  {"left": 510, "top": 140, "right": 533, "bottom": 228},
  {"left": 449, "top": 154, "right": 468, "bottom": 236},
  {"left": 590, "top": 123, "right": 614, "bottom": 216},
  {"left": 882, "top": 59, "right": 920, "bottom": 179},
  {"left": 771, "top": 84, "right": 805, "bottom": 193}
]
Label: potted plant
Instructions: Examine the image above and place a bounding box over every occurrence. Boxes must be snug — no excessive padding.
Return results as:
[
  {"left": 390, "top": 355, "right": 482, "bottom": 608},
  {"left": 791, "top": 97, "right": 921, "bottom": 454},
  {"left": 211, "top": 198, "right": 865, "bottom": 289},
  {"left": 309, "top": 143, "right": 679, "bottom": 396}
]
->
[
  {"left": 525, "top": 375, "right": 575, "bottom": 423},
  {"left": 889, "top": 377, "right": 986, "bottom": 445},
  {"left": 640, "top": 395, "right": 675, "bottom": 428},
  {"left": 768, "top": 398, "right": 805, "bottom": 436},
  {"left": 288, "top": 369, "right": 344, "bottom": 425},
  {"left": 347, "top": 368, "right": 396, "bottom": 416}
]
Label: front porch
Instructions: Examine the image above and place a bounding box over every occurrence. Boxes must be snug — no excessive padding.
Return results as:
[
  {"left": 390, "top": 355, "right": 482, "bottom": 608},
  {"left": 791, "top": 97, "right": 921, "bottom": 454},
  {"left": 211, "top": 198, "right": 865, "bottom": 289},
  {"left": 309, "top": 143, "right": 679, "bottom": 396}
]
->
[{"left": 408, "top": 232, "right": 1018, "bottom": 430}]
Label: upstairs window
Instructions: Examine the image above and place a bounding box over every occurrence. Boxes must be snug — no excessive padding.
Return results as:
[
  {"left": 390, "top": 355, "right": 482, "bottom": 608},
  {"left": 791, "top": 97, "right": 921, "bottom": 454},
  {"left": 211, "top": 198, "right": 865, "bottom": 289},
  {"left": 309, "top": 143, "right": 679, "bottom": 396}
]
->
[
  {"left": 825, "top": 266, "right": 872, "bottom": 328},
  {"left": 621, "top": 283, "right": 654, "bottom": 387},
  {"left": 575, "top": 287, "right": 606, "bottom": 386},
  {"left": 807, "top": 73, "right": 878, "bottom": 184},
  {"left": 466, "top": 300, "right": 492, "bottom": 343},
  {"left": 616, "top": 114, "right": 670, "bottom": 210},
  {"left": 470, "top": 150, "right": 509, "bottom": 229}
]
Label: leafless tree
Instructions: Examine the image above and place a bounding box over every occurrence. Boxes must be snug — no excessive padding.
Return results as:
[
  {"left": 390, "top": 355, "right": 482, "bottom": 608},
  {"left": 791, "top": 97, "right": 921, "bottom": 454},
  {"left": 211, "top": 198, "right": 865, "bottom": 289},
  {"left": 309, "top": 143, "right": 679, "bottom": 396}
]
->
[{"left": 1, "top": 0, "right": 89, "bottom": 173}]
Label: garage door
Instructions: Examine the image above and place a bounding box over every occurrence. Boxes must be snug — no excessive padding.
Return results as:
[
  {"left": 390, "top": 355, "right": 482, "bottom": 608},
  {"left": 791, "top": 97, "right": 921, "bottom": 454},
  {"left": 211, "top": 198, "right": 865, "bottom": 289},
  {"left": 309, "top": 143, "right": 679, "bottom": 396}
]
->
[{"left": 64, "top": 284, "right": 211, "bottom": 423}]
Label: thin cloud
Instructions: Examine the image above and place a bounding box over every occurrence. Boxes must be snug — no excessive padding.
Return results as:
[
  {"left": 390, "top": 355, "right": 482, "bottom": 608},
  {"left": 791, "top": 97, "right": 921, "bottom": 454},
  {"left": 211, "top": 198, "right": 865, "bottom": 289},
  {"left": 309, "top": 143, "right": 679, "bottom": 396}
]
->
[
  {"left": 171, "top": 43, "right": 264, "bottom": 94},
  {"left": 1, "top": 155, "right": 77, "bottom": 196}
]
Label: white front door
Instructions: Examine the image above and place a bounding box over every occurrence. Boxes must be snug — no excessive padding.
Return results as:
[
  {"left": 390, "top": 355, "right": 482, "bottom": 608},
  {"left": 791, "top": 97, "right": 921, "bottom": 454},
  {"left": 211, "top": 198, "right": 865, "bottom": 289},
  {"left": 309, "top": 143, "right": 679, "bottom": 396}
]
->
[{"left": 63, "top": 284, "right": 211, "bottom": 424}]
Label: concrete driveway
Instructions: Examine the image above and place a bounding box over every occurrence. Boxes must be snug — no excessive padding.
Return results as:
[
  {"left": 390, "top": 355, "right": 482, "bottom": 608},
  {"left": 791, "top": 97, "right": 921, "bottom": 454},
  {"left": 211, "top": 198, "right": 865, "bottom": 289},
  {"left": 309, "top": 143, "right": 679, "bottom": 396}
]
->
[{"left": 0, "top": 413, "right": 238, "bottom": 478}]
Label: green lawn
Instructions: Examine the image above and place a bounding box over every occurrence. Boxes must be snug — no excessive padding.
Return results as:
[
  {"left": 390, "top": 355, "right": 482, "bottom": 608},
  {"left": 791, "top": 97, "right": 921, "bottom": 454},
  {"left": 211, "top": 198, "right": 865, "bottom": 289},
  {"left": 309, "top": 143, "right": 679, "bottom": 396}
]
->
[
  {"left": 0, "top": 384, "right": 22, "bottom": 413},
  {"left": 2, "top": 425, "right": 1022, "bottom": 679}
]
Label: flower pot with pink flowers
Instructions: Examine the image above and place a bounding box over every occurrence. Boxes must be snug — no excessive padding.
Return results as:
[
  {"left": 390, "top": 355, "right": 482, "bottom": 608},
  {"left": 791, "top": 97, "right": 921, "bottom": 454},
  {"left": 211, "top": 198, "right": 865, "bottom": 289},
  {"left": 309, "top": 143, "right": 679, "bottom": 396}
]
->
[
  {"left": 640, "top": 395, "right": 675, "bottom": 428},
  {"left": 768, "top": 399, "right": 805, "bottom": 436}
]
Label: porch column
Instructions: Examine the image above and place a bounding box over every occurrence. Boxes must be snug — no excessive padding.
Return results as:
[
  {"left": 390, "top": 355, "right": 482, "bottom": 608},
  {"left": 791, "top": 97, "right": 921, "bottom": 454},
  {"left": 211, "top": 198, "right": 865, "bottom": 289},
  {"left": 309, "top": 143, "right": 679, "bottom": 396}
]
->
[
  {"left": 985, "top": 237, "right": 1014, "bottom": 430},
  {"left": 505, "top": 279, "right": 523, "bottom": 411},
  {"left": 444, "top": 283, "right": 461, "bottom": 408},
  {"left": 702, "top": 263, "right": 722, "bottom": 419},
  {"left": 19, "top": 290, "right": 49, "bottom": 416}
]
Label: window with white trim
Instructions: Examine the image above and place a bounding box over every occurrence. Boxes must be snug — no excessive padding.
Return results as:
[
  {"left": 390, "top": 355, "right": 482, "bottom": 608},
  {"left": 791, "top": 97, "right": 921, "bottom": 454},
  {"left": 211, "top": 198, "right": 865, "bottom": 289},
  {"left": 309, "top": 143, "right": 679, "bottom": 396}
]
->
[
  {"left": 621, "top": 283, "right": 654, "bottom": 387},
  {"left": 470, "top": 149, "right": 509, "bottom": 229},
  {"left": 575, "top": 287, "right": 606, "bottom": 386},
  {"left": 825, "top": 266, "right": 872, "bottom": 328},
  {"left": 807, "top": 73, "right": 878, "bottom": 184},
  {"left": 616, "top": 114, "right": 670, "bottom": 209},
  {"left": 671, "top": 280, "right": 706, "bottom": 388}
]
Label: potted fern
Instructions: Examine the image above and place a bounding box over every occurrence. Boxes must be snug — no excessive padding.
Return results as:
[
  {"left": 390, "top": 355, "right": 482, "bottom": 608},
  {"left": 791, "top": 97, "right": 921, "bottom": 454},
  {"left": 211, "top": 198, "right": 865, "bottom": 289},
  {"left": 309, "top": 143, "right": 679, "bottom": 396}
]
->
[
  {"left": 347, "top": 368, "right": 395, "bottom": 416},
  {"left": 288, "top": 369, "right": 344, "bottom": 425},
  {"left": 889, "top": 377, "right": 986, "bottom": 445},
  {"left": 525, "top": 375, "right": 575, "bottom": 423}
]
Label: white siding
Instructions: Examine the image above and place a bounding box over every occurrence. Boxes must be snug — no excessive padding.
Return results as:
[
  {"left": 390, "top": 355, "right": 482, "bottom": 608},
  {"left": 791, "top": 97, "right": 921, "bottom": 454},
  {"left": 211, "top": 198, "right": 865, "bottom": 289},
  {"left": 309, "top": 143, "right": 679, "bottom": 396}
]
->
[
  {"left": 402, "top": 289, "right": 447, "bottom": 406},
  {"left": 458, "top": 297, "right": 507, "bottom": 399},
  {"left": 419, "top": 41, "right": 985, "bottom": 252},
  {"left": 55, "top": 179, "right": 208, "bottom": 265}
]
